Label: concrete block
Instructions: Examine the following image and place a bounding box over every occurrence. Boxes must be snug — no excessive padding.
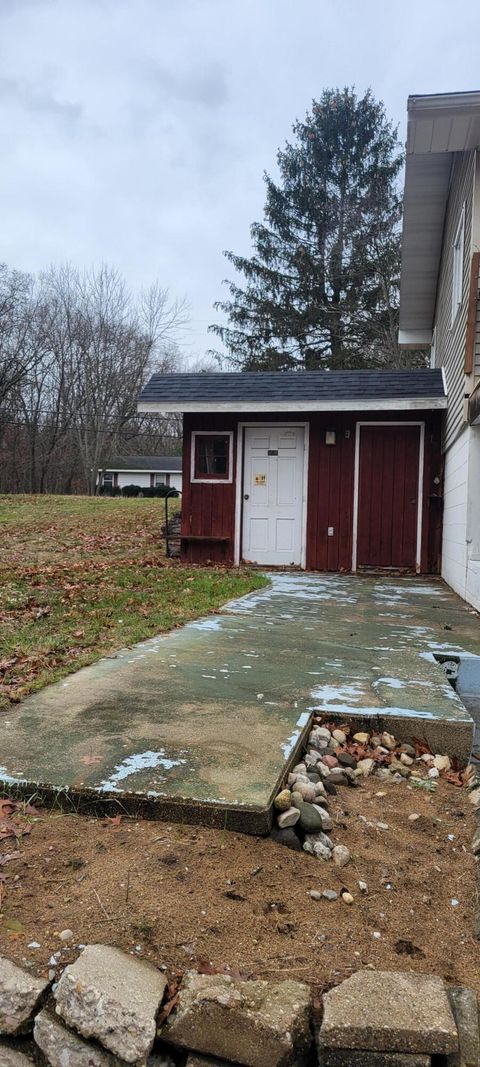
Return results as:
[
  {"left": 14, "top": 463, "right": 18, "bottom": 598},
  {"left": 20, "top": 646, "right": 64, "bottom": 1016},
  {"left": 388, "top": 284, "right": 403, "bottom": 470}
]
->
[
  {"left": 319, "top": 970, "right": 458, "bottom": 1055},
  {"left": 34, "top": 1008, "right": 116, "bottom": 1066},
  {"left": 446, "top": 986, "right": 480, "bottom": 1066},
  {"left": 0, "top": 1045, "right": 35, "bottom": 1066},
  {"left": 164, "top": 971, "right": 312, "bottom": 1066},
  {"left": 0, "top": 955, "right": 49, "bottom": 1035},
  {"left": 318, "top": 1050, "right": 431, "bottom": 1066},
  {"left": 54, "top": 944, "right": 167, "bottom": 1064}
]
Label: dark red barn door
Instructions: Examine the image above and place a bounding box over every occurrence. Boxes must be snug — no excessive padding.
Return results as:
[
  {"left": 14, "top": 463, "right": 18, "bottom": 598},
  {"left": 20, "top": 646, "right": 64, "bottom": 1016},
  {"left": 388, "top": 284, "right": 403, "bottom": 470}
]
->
[{"left": 356, "top": 424, "right": 421, "bottom": 570}]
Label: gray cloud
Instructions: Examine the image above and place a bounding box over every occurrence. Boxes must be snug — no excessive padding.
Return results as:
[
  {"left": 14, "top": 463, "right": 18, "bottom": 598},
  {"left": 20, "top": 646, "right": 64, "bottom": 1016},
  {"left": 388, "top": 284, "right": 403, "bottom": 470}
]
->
[{"left": 0, "top": 0, "right": 478, "bottom": 360}]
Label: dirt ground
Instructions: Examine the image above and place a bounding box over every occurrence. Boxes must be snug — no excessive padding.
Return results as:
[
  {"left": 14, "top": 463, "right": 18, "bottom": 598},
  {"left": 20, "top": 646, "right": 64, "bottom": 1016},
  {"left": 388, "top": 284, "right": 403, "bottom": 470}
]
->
[{"left": 0, "top": 773, "right": 477, "bottom": 997}]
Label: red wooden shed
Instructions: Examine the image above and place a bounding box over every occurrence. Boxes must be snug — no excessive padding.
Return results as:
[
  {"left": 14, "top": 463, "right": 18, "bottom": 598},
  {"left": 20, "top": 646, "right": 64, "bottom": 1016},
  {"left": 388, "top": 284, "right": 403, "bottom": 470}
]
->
[{"left": 138, "top": 370, "right": 447, "bottom": 573}]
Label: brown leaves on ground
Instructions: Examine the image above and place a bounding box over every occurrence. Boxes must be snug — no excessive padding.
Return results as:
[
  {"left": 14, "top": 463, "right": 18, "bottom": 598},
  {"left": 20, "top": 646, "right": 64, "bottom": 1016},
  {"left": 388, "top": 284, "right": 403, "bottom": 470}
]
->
[{"left": 0, "top": 798, "right": 41, "bottom": 841}]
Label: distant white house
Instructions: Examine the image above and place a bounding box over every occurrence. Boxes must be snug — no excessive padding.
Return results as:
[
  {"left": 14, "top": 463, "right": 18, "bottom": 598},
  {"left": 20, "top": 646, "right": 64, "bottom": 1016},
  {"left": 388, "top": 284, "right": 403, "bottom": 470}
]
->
[{"left": 98, "top": 456, "right": 182, "bottom": 492}]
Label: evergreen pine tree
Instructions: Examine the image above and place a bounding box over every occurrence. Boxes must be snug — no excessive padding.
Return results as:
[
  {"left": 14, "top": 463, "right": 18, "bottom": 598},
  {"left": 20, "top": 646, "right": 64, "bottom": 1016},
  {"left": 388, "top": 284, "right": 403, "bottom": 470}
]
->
[{"left": 210, "top": 88, "right": 421, "bottom": 370}]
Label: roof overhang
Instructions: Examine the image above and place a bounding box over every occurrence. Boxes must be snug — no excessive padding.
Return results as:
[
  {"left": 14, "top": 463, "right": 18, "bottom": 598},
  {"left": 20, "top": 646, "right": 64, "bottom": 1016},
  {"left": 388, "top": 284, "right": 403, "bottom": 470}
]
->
[
  {"left": 399, "top": 91, "right": 480, "bottom": 348},
  {"left": 138, "top": 398, "right": 447, "bottom": 415}
]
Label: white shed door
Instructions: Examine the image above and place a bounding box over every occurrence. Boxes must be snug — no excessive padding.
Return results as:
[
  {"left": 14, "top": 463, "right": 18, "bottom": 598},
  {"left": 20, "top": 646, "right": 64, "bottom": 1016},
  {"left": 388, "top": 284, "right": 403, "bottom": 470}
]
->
[{"left": 241, "top": 426, "right": 305, "bottom": 565}]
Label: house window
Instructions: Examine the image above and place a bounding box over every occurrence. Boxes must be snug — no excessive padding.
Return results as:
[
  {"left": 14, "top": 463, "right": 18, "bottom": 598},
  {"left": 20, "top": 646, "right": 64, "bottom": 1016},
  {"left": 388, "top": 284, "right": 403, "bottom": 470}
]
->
[
  {"left": 155, "top": 473, "right": 170, "bottom": 487},
  {"left": 102, "top": 472, "right": 113, "bottom": 488},
  {"left": 191, "top": 432, "right": 233, "bottom": 483},
  {"left": 452, "top": 205, "right": 465, "bottom": 325}
]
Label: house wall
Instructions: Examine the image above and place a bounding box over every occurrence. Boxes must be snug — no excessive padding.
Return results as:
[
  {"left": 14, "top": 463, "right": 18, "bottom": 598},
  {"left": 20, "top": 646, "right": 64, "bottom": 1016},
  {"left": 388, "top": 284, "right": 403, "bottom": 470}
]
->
[
  {"left": 442, "top": 423, "right": 480, "bottom": 610},
  {"left": 433, "top": 150, "right": 476, "bottom": 447},
  {"left": 102, "top": 471, "right": 183, "bottom": 490},
  {"left": 181, "top": 410, "right": 443, "bottom": 572}
]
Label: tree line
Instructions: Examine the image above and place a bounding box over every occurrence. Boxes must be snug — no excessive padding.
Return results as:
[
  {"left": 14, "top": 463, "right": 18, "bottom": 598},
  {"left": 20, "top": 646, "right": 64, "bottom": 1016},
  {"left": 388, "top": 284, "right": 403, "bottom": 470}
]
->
[{"left": 0, "top": 263, "right": 187, "bottom": 495}]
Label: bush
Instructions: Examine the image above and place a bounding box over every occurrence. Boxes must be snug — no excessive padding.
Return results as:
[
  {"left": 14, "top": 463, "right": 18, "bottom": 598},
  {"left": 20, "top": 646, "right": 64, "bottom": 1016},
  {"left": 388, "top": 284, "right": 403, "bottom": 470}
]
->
[{"left": 119, "top": 483, "right": 179, "bottom": 499}]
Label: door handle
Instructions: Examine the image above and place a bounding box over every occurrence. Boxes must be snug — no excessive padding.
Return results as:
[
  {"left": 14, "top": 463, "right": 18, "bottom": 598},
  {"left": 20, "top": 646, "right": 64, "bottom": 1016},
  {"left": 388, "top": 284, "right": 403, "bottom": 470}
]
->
[{"left": 244, "top": 493, "right": 250, "bottom": 500}]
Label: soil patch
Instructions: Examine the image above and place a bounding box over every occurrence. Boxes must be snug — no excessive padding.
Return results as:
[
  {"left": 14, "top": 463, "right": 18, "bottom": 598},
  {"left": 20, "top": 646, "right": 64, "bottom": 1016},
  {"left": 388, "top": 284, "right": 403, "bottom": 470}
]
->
[{"left": 0, "top": 775, "right": 477, "bottom": 996}]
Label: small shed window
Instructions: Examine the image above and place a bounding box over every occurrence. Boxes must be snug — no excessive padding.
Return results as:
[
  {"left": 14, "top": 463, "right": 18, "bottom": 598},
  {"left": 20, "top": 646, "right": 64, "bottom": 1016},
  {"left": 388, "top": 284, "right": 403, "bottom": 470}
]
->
[
  {"left": 451, "top": 205, "right": 465, "bottom": 325},
  {"left": 191, "top": 432, "right": 233, "bottom": 483}
]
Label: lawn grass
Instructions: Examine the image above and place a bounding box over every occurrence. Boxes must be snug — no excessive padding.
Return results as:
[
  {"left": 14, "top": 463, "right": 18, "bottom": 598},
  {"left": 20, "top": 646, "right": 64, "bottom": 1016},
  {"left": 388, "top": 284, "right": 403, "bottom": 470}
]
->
[{"left": 0, "top": 495, "right": 267, "bottom": 709}]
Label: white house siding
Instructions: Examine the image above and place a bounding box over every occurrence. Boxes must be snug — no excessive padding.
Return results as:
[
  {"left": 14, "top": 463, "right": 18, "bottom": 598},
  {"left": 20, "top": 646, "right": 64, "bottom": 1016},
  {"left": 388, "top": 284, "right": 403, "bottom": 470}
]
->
[
  {"left": 434, "top": 151, "right": 475, "bottom": 448},
  {"left": 113, "top": 472, "right": 182, "bottom": 490},
  {"left": 442, "top": 428, "right": 469, "bottom": 599}
]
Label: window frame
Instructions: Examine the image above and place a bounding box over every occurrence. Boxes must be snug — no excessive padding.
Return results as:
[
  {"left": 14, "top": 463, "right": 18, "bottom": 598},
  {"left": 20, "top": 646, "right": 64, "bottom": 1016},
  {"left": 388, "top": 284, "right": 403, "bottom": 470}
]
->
[
  {"left": 190, "top": 431, "right": 233, "bottom": 484},
  {"left": 102, "top": 471, "right": 114, "bottom": 487},
  {"left": 451, "top": 203, "right": 465, "bottom": 326}
]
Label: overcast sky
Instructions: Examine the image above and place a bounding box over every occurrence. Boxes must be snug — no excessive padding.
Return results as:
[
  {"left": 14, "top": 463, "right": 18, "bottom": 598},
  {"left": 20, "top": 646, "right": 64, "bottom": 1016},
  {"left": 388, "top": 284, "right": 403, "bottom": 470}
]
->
[{"left": 0, "top": 0, "right": 478, "bottom": 362}]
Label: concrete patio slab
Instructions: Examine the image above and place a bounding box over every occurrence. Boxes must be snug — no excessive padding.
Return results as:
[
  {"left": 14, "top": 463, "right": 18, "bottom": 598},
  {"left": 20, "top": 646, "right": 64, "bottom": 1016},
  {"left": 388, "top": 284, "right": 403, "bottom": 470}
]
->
[{"left": 0, "top": 573, "right": 478, "bottom": 830}]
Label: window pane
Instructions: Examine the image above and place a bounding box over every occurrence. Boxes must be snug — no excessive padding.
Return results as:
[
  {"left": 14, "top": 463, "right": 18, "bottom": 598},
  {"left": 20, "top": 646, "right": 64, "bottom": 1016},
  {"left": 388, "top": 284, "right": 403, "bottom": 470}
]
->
[
  {"left": 102, "top": 473, "right": 113, "bottom": 485},
  {"left": 196, "top": 436, "right": 229, "bottom": 477}
]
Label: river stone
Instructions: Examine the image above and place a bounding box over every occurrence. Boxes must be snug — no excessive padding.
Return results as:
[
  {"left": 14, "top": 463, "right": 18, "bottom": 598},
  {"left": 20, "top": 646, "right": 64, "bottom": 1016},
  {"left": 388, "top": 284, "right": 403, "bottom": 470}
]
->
[
  {"left": 297, "top": 802, "right": 326, "bottom": 834},
  {"left": 164, "top": 972, "right": 312, "bottom": 1066},
  {"left": 311, "top": 727, "right": 331, "bottom": 742},
  {"left": 0, "top": 956, "right": 49, "bottom": 1035},
  {"left": 294, "top": 781, "right": 317, "bottom": 803},
  {"left": 277, "top": 807, "right": 300, "bottom": 829},
  {"left": 337, "top": 752, "right": 357, "bottom": 769},
  {"left": 54, "top": 944, "right": 167, "bottom": 1063},
  {"left": 332, "top": 729, "right": 347, "bottom": 744},
  {"left": 400, "top": 743, "right": 416, "bottom": 758},
  {"left": 303, "top": 837, "right": 331, "bottom": 860},
  {"left": 319, "top": 970, "right": 458, "bottom": 1054},
  {"left": 0, "top": 1047, "right": 36, "bottom": 1067},
  {"left": 273, "top": 789, "right": 292, "bottom": 812},
  {"left": 332, "top": 845, "right": 350, "bottom": 868},
  {"left": 356, "top": 758, "right": 375, "bottom": 777},
  {"left": 326, "top": 769, "right": 347, "bottom": 785},
  {"left": 353, "top": 732, "right": 370, "bottom": 745},
  {"left": 34, "top": 1009, "right": 116, "bottom": 1066},
  {"left": 269, "top": 826, "right": 302, "bottom": 851},
  {"left": 290, "top": 791, "right": 303, "bottom": 809},
  {"left": 322, "top": 890, "right": 338, "bottom": 901},
  {"left": 324, "top": 780, "right": 337, "bottom": 796},
  {"left": 312, "top": 804, "right": 333, "bottom": 831}
]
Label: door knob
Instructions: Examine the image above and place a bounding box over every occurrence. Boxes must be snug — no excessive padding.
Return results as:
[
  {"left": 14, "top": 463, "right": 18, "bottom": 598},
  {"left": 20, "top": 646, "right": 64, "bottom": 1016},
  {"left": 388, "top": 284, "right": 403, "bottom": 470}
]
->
[{"left": 244, "top": 493, "right": 250, "bottom": 500}]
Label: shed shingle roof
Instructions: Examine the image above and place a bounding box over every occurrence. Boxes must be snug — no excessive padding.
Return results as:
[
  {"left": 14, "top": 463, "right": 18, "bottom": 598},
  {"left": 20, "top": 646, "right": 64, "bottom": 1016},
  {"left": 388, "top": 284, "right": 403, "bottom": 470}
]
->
[{"left": 138, "top": 370, "right": 446, "bottom": 412}]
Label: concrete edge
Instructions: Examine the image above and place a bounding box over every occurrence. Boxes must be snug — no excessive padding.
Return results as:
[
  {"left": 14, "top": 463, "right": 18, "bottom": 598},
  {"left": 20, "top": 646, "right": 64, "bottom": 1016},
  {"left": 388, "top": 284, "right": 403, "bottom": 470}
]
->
[
  {"left": 0, "top": 714, "right": 312, "bottom": 836},
  {"left": 321, "top": 711, "right": 474, "bottom": 764}
]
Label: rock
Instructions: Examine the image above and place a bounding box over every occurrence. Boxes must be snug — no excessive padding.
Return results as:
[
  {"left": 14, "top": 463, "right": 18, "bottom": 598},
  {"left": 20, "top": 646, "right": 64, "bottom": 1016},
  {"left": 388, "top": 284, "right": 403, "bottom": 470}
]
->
[
  {"left": 277, "top": 807, "right": 300, "bottom": 829},
  {"left": 304, "top": 830, "right": 333, "bottom": 851},
  {"left": 290, "top": 791, "right": 303, "bottom": 809},
  {"left": 305, "top": 751, "right": 321, "bottom": 767},
  {"left": 469, "top": 788, "right": 480, "bottom": 808},
  {"left": 0, "top": 955, "right": 49, "bottom": 1035},
  {"left": 337, "top": 752, "right": 357, "bottom": 769},
  {"left": 316, "top": 763, "right": 332, "bottom": 780},
  {"left": 322, "top": 889, "right": 338, "bottom": 901},
  {"left": 293, "top": 781, "right": 317, "bottom": 803},
  {"left": 311, "top": 804, "right": 333, "bottom": 831},
  {"left": 356, "top": 758, "right": 375, "bottom": 777},
  {"left": 446, "top": 985, "right": 480, "bottom": 1067},
  {"left": 297, "top": 802, "right": 327, "bottom": 834},
  {"left": 292, "top": 763, "right": 307, "bottom": 775},
  {"left": 353, "top": 732, "right": 370, "bottom": 745},
  {"left": 471, "top": 824, "right": 480, "bottom": 855},
  {"left": 332, "top": 729, "right": 347, "bottom": 744},
  {"left": 328, "top": 770, "right": 348, "bottom": 786},
  {"left": 433, "top": 754, "right": 451, "bottom": 772},
  {"left": 0, "top": 1047, "right": 36, "bottom": 1067},
  {"left": 381, "top": 732, "right": 397, "bottom": 750},
  {"left": 400, "top": 744, "right": 416, "bottom": 758},
  {"left": 390, "top": 761, "right": 411, "bottom": 778},
  {"left": 318, "top": 970, "right": 458, "bottom": 1054},
  {"left": 318, "top": 1051, "right": 431, "bottom": 1066},
  {"left": 322, "top": 755, "right": 338, "bottom": 769},
  {"left": 341, "top": 892, "right": 354, "bottom": 904},
  {"left": 58, "top": 929, "right": 74, "bottom": 942},
  {"left": 54, "top": 944, "right": 167, "bottom": 1063},
  {"left": 311, "top": 726, "right": 331, "bottom": 742},
  {"left": 273, "top": 789, "right": 292, "bottom": 812},
  {"left": 324, "top": 780, "right": 338, "bottom": 796},
  {"left": 332, "top": 845, "right": 350, "bottom": 868},
  {"left": 420, "top": 753, "right": 434, "bottom": 763},
  {"left": 269, "top": 826, "right": 302, "bottom": 852},
  {"left": 303, "top": 837, "right": 331, "bottom": 860},
  {"left": 400, "top": 753, "right": 414, "bottom": 766},
  {"left": 409, "top": 813, "right": 421, "bottom": 823},
  {"left": 309, "top": 890, "right": 322, "bottom": 900},
  {"left": 358, "top": 881, "right": 368, "bottom": 894},
  {"left": 164, "top": 972, "right": 312, "bottom": 1066},
  {"left": 428, "top": 767, "right": 440, "bottom": 779},
  {"left": 34, "top": 1008, "right": 116, "bottom": 1066},
  {"left": 307, "top": 771, "right": 320, "bottom": 783}
]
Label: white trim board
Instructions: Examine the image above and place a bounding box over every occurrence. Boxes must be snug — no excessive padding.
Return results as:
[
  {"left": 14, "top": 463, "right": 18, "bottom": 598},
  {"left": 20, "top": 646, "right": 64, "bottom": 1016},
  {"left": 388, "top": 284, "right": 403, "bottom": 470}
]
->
[
  {"left": 138, "top": 397, "right": 446, "bottom": 415},
  {"left": 234, "top": 422, "right": 309, "bottom": 569},
  {"left": 351, "top": 421, "right": 425, "bottom": 574}
]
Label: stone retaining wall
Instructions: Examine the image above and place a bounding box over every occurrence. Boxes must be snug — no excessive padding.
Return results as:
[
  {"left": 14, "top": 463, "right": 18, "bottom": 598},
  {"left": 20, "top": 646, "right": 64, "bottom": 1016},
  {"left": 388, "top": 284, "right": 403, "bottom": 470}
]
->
[{"left": 0, "top": 945, "right": 478, "bottom": 1066}]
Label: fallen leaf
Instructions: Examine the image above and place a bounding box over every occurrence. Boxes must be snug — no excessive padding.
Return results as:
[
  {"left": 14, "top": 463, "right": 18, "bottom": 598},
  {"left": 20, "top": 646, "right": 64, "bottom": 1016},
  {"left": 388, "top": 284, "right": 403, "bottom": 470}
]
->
[{"left": 73, "top": 629, "right": 85, "bottom": 639}]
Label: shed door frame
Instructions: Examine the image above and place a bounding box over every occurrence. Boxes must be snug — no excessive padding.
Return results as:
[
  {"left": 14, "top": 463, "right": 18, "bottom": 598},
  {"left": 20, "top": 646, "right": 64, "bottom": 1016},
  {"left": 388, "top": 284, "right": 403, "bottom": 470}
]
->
[
  {"left": 352, "top": 421, "right": 425, "bottom": 573},
  {"left": 234, "top": 421, "right": 309, "bottom": 568}
]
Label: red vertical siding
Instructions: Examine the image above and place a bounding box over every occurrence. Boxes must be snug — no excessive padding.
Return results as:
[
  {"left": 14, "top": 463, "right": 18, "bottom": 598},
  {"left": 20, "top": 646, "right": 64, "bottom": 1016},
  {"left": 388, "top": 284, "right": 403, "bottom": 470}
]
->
[{"left": 180, "top": 409, "right": 443, "bottom": 574}]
